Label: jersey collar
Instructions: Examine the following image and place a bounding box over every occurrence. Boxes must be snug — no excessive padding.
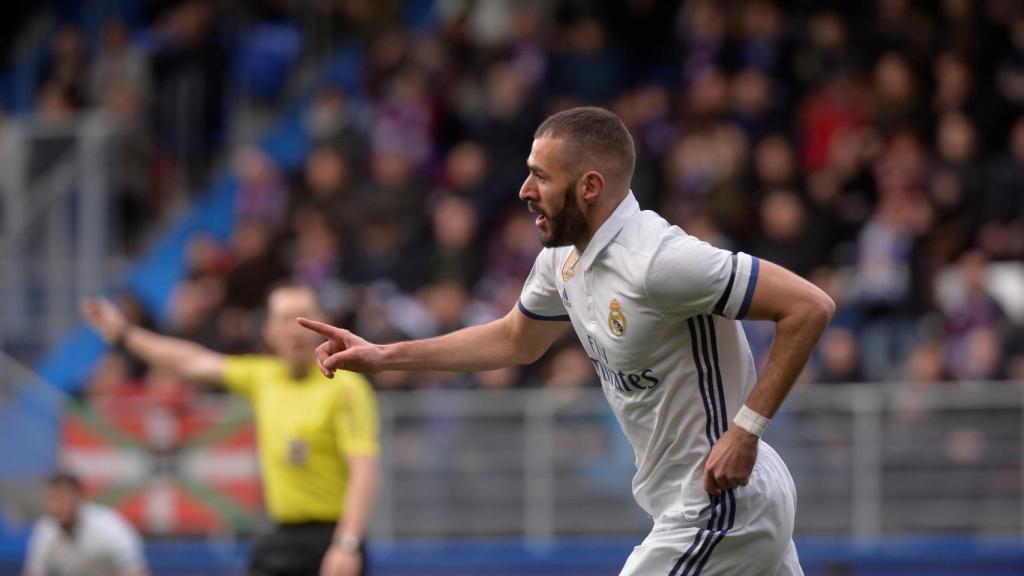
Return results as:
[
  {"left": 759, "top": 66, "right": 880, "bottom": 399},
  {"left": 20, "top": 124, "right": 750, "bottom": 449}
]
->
[{"left": 578, "top": 191, "right": 640, "bottom": 271}]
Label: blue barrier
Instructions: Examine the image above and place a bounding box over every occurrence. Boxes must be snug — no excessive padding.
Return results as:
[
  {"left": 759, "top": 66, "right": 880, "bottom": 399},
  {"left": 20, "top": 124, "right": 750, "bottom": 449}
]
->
[{"left": 2, "top": 536, "right": 1023, "bottom": 576}]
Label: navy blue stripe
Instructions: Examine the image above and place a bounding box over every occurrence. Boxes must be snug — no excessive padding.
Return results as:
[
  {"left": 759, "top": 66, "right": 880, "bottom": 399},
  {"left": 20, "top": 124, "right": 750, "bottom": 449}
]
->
[
  {"left": 706, "top": 316, "right": 728, "bottom": 434},
  {"left": 727, "top": 488, "right": 736, "bottom": 532},
  {"left": 516, "top": 299, "right": 570, "bottom": 322},
  {"left": 696, "top": 316, "right": 721, "bottom": 439},
  {"left": 693, "top": 490, "right": 737, "bottom": 575},
  {"left": 687, "top": 318, "right": 714, "bottom": 446},
  {"left": 736, "top": 257, "right": 760, "bottom": 319},
  {"left": 680, "top": 318, "right": 736, "bottom": 576},
  {"left": 691, "top": 318, "right": 735, "bottom": 576},
  {"left": 680, "top": 497, "right": 721, "bottom": 576},
  {"left": 712, "top": 254, "right": 738, "bottom": 316},
  {"left": 667, "top": 528, "right": 706, "bottom": 576}
]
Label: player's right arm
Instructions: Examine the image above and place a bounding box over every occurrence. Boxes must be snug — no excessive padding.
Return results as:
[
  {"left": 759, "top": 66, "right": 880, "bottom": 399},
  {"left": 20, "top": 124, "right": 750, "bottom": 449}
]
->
[
  {"left": 81, "top": 298, "right": 226, "bottom": 386},
  {"left": 298, "top": 306, "right": 567, "bottom": 377}
]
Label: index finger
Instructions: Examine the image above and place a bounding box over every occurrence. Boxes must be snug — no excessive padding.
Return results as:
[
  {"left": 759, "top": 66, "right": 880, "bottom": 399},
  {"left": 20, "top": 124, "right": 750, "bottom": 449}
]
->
[{"left": 297, "top": 317, "right": 344, "bottom": 339}]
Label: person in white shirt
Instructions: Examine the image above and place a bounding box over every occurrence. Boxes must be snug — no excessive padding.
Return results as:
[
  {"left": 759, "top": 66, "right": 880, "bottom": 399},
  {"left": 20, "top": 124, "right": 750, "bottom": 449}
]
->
[
  {"left": 299, "top": 107, "right": 834, "bottom": 575},
  {"left": 23, "top": 472, "right": 148, "bottom": 576}
]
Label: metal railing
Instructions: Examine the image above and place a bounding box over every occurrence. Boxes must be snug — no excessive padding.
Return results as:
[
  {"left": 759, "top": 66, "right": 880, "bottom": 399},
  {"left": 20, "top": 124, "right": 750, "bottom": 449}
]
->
[
  {"left": 5, "top": 380, "right": 1021, "bottom": 541},
  {"left": 0, "top": 115, "right": 119, "bottom": 359},
  {"left": 370, "top": 383, "right": 1024, "bottom": 541}
]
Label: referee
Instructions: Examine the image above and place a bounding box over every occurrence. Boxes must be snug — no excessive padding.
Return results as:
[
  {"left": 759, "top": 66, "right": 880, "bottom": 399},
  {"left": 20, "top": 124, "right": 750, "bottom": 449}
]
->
[{"left": 82, "top": 283, "right": 378, "bottom": 576}]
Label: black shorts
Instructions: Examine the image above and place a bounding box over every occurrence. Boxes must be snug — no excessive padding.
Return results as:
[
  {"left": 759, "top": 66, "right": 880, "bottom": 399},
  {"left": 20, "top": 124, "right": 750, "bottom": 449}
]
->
[{"left": 247, "top": 521, "right": 368, "bottom": 576}]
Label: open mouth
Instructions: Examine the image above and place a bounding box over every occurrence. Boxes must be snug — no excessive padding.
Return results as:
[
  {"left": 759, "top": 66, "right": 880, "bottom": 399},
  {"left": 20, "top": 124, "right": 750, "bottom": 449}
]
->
[{"left": 528, "top": 203, "right": 547, "bottom": 227}]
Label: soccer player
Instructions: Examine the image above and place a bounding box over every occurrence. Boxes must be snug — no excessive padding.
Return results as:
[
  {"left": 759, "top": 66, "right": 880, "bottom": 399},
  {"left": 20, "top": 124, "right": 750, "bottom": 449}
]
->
[
  {"left": 24, "top": 472, "right": 149, "bottom": 576},
  {"left": 299, "top": 107, "right": 833, "bottom": 575},
  {"left": 82, "top": 283, "right": 378, "bottom": 576}
]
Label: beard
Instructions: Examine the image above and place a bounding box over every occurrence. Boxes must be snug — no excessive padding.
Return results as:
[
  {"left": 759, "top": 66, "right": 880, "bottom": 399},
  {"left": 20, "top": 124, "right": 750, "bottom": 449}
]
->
[{"left": 537, "top": 179, "right": 589, "bottom": 248}]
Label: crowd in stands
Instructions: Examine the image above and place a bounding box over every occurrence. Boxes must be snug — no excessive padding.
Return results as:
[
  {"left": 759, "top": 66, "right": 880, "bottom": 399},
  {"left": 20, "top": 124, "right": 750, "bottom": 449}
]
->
[{"left": 60, "top": 0, "right": 1024, "bottom": 398}]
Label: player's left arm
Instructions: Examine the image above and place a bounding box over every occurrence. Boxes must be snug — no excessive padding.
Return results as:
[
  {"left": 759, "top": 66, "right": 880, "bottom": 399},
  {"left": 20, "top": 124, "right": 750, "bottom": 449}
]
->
[{"left": 703, "top": 259, "right": 835, "bottom": 496}]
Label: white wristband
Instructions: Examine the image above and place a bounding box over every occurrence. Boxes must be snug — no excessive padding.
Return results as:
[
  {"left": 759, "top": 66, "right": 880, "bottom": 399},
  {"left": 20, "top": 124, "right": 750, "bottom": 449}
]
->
[
  {"left": 733, "top": 404, "right": 770, "bottom": 438},
  {"left": 334, "top": 534, "right": 361, "bottom": 552}
]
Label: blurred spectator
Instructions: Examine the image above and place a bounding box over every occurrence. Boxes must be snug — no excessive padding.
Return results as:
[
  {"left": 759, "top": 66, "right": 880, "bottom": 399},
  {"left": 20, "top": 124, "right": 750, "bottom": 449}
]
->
[
  {"left": 234, "top": 147, "right": 287, "bottom": 228},
  {"left": 86, "top": 354, "right": 139, "bottom": 397},
  {"left": 942, "top": 250, "right": 1011, "bottom": 380},
  {"left": 38, "top": 26, "right": 88, "bottom": 110},
  {"left": 303, "top": 88, "right": 371, "bottom": 163},
  {"left": 347, "top": 215, "right": 426, "bottom": 290},
  {"left": 905, "top": 339, "right": 950, "bottom": 383},
  {"left": 90, "top": 18, "right": 149, "bottom": 107},
  {"left": 439, "top": 141, "right": 492, "bottom": 208},
  {"left": 293, "top": 145, "right": 355, "bottom": 232},
  {"left": 24, "top": 472, "right": 148, "bottom": 576},
  {"left": 927, "top": 112, "right": 981, "bottom": 262},
  {"left": 980, "top": 116, "right": 1024, "bottom": 260},
  {"left": 749, "top": 189, "right": 824, "bottom": 277},
  {"left": 167, "top": 276, "right": 223, "bottom": 348},
  {"left": 149, "top": 0, "right": 227, "bottom": 192},
  {"left": 550, "top": 16, "right": 624, "bottom": 104},
  {"left": 424, "top": 195, "right": 483, "bottom": 289},
  {"left": 815, "top": 327, "right": 865, "bottom": 384},
  {"left": 290, "top": 209, "right": 343, "bottom": 290},
  {"left": 223, "top": 221, "right": 287, "bottom": 311}
]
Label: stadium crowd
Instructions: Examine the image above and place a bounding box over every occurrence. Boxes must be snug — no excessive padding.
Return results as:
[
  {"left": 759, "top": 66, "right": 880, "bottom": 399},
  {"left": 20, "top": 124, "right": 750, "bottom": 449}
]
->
[{"left": 27, "top": 0, "right": 1022, "bottom": 397}]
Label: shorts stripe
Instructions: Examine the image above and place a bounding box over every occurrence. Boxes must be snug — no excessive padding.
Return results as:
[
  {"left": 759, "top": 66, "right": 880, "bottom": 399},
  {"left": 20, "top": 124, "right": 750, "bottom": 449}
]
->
[
  {"left": 693, "top": 490, "right": 736, "bottom": 575},
  {"left": 679, "top": 498, "right": 720, "bottom": 576},
  {"left": 667, "top": 528, "right": 706, "bottom": 576}
]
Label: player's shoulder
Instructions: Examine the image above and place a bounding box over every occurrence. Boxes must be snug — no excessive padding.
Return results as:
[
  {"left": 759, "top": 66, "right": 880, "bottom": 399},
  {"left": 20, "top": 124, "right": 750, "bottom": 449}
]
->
[
  {"left": 30, "top": 515, "right": 60, "bottom": 540},
  {"left": 612, "top": 209, "right": 679, "bottom": 257},
  {"left": 81, "top": 502, "right": 134, "bottom": 533}
]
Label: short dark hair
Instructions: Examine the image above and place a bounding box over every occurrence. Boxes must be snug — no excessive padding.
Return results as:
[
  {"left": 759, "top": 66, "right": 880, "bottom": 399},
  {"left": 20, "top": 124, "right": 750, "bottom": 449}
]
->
[
  {"left": 267, "top": 280, "right": 321, "bottom": 309},
  {"left": 534, "top": 106, "right": 636, "bottom": 186},
  {"left": 47, "top": 471, "right": 83, "bottom": 493}
]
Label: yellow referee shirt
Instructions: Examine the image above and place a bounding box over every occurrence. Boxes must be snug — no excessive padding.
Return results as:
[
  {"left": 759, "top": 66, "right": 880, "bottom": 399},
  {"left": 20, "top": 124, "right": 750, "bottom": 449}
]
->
[{"left": 222, "top": 356, "right": 379, "bottom": 523}]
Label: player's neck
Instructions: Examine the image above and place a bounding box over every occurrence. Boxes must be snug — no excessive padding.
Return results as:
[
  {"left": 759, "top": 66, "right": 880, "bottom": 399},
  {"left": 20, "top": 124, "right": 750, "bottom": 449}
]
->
[
  {"left": 574, "top": 194, "right": 623, "bottom": 253},
  {"left": 288, "top": 361, "right": 311, "bottom": 380}
]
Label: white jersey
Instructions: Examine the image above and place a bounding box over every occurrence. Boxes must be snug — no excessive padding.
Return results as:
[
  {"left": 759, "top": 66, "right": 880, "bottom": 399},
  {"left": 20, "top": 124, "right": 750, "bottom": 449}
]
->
[
  {"left": 25, "top": 502, "right": 147, "bottom": 576},
  {"left": 519, "top": 192, "right": 763, "bottom": 520}
]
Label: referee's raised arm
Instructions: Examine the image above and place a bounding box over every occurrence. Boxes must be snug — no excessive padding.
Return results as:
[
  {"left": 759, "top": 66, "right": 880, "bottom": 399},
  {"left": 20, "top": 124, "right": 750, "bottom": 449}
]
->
[{"left": 82, "top": 297, "right": 227, "bottom": 386}]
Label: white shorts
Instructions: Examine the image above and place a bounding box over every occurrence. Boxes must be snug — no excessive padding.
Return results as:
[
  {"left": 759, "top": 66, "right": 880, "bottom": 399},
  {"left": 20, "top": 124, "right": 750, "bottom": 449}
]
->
[{"left": 619, "top": 442, "right": 803, "bottom": 576}]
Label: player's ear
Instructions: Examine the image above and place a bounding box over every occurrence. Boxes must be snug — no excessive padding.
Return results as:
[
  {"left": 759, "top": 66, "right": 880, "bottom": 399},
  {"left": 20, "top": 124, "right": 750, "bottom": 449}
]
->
[{"left": 579, "top": 170, "right": 604, "bottom": 204}]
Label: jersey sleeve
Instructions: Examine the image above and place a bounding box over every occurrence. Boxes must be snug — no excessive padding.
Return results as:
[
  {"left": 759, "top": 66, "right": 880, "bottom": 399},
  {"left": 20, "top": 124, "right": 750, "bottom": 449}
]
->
[
  {"left": 644, "top": 228, "right": 760, "bottom": 319},
  {"left": 517, "top": 249, "right": 570, "bottom": 321},
  {"left": 221, "top": 355, "right": 273, "bottom": 399},
  {"left": 335, "top": 373, "right": 380, "bottom": 457}
]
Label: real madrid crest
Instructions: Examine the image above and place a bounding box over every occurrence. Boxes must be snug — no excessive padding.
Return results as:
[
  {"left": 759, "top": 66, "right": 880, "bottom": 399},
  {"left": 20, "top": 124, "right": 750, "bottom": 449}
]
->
[
  {"left": 561, "top": 250, "right": 581, "bottom": 282},
  {"left": 608, "top": 298, "right": 627, "bottom": 337}
]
